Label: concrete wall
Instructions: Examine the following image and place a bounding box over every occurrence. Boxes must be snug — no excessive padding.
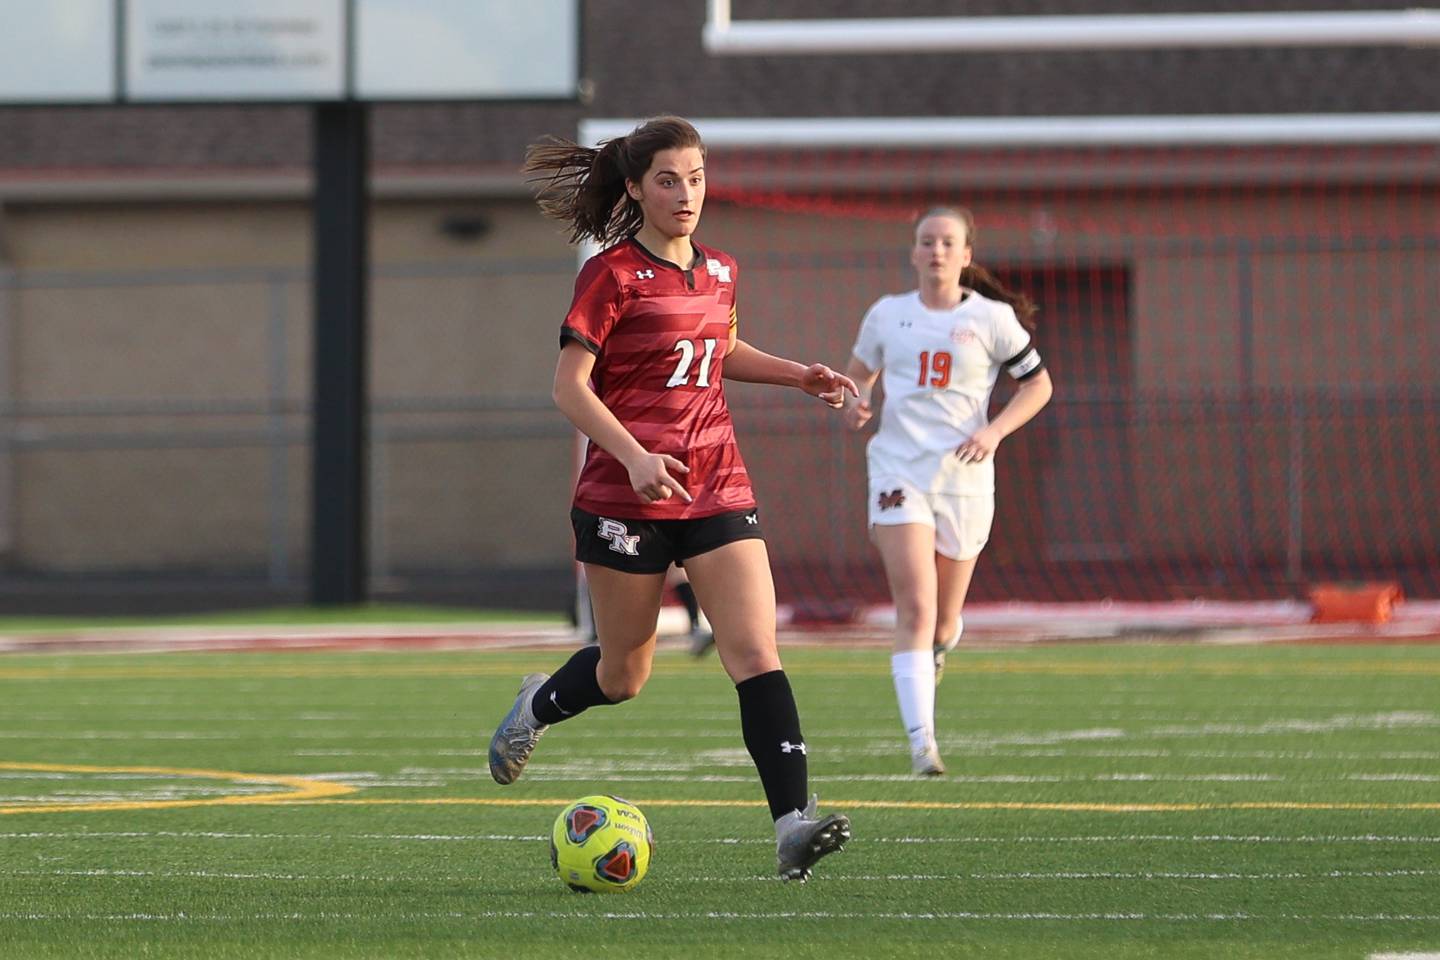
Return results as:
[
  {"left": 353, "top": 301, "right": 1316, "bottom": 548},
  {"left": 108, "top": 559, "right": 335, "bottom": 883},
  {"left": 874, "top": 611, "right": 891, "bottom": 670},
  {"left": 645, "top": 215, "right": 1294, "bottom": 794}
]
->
[{"left": 0, "top": 198, "right": 579, "bottom": 578}]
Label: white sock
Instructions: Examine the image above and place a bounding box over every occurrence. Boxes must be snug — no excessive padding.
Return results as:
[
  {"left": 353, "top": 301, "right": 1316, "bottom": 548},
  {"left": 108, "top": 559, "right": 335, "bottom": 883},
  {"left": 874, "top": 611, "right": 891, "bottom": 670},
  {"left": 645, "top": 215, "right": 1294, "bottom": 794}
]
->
[{"left": 891, "top": 650, "right": 936, "bottom": 753}]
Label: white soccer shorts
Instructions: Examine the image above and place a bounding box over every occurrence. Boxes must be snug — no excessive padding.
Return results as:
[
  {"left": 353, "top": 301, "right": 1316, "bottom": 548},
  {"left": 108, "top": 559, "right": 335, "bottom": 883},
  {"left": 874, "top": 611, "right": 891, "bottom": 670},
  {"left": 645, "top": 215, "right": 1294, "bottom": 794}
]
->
[{"left": 867, "top": 479, "right": 995, "bottom": 561}]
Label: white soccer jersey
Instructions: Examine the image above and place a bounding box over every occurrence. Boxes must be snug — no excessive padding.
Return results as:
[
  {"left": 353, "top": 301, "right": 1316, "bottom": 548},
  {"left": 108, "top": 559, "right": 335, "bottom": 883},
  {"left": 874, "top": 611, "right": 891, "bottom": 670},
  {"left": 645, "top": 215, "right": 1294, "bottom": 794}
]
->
[{"left": 852, "top": 290, "right": 1043, "bottom": 495}]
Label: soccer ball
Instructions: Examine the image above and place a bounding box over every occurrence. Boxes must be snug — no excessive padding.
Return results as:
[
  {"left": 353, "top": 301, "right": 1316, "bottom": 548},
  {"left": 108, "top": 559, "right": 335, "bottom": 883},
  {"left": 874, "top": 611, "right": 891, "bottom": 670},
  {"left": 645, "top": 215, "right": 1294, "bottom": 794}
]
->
[{"left": 549, "top": 795, "right": 654, "bottom": 893}]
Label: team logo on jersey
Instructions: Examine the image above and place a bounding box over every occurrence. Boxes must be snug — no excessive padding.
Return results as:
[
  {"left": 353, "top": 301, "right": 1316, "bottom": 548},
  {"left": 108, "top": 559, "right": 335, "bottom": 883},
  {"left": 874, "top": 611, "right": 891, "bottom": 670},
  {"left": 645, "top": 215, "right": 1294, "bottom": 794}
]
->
[
  {"left": 704, "top": 259, "right": 732, "bottom": 283},
  {"left": 950, "top": 328, "right": 977, "bottom": 345},
  {"left": 878, "top": 489, "right": 906, "bottom": 510},
  {"left": 597, "top": 518, "right": 640, "bottom": 556},
  {"left": 635, "top": 269, "right": 655, "bottom": 280}
]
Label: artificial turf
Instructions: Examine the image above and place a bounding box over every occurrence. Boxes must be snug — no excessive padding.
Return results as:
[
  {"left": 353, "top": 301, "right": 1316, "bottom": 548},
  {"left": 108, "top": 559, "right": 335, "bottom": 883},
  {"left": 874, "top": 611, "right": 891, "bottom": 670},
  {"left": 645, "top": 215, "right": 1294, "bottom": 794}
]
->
[{"left": 1, "top": 642, "right": 1437, "bottom": 958}]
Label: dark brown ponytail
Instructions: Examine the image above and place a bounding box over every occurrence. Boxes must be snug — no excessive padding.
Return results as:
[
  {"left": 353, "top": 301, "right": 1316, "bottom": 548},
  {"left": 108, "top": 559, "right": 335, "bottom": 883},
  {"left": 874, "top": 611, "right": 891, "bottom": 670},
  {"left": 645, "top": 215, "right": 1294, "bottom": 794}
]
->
[
  {"left": 523, "top": 116, "right": 706, "bottom": 246},
  {"left": 919, "top": 206, "right": 1039, "bottom": 331}
]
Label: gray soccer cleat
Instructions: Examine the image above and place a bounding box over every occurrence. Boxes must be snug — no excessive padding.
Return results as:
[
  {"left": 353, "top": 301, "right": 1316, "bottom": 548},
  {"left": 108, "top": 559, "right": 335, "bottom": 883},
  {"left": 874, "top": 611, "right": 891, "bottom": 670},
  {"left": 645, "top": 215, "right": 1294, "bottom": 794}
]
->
[
  {"left": 688, "top": 627, "right": 716, "bottom": 658},
  {"left": 775, "top": 794, "right": 851, "bottom": 882},
  {"left": 487, "top": 672, "right": 550, "bottom": 785},
  {"left": 933, "top": 622, "right": 963, "bottom": 687}
]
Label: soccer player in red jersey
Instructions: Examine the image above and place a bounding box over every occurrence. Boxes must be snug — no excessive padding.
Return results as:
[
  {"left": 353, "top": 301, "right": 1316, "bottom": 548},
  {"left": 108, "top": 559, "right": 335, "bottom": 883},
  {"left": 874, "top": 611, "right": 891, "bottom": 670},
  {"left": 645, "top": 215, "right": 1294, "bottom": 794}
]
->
[{"left": 487, "top": 116, "right": 854, "bottom": 881}]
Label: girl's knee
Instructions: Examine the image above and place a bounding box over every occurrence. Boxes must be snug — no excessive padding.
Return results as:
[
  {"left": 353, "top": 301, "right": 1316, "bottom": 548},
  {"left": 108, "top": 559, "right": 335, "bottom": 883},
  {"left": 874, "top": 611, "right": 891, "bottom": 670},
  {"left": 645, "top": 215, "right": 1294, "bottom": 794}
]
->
[
  {"left": 724, "top": 653, "right": 782, "bottom": 684},
  {"left": 597, "top": 665, "right": 650, "bottom": 702},
  {"left": 895, "top": 596, "right": 937, "bottom": 631}
]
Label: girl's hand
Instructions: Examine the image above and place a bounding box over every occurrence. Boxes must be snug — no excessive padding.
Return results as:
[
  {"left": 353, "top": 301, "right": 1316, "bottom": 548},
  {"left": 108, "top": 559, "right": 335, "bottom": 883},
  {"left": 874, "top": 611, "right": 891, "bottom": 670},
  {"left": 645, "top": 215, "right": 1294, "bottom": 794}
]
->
[
  {"left": 800, "top": 364, "right": 859, "bottom": 409},
  {"left": 625, "top": 452, "right": 692, "bottom": 504},
  {"left": 955, "top": 425, "right": 1002, "bottom": 464},
  {"left": 844, "top": 398, "right": 873, "bottom": 431}
]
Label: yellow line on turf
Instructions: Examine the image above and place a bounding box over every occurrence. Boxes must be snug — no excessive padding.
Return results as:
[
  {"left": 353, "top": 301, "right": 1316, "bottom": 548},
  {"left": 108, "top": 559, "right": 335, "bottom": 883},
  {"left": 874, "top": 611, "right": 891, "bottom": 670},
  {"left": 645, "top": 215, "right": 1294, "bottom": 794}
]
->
[
  {"left": 0, "top": 762, "right": 356, "bottom": 815},
  {"left": 167, "top": 797, "right": 1440, "bottom": 813}
]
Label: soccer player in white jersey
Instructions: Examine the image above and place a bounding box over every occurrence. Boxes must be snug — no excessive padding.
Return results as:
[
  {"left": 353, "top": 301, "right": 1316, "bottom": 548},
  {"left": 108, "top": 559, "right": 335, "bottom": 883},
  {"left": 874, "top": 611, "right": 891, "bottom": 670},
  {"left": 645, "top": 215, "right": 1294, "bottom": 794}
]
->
[{"left": 842, "top": 207, "right": 1053, "bottom": 776}]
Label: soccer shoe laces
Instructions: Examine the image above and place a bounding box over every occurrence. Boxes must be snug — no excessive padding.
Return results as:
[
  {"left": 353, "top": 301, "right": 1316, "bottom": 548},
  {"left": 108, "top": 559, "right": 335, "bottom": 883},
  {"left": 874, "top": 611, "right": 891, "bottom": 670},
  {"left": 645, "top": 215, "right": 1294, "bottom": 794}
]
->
[{"left": 488, "top": 673, "right": 550, "bottom": 785}]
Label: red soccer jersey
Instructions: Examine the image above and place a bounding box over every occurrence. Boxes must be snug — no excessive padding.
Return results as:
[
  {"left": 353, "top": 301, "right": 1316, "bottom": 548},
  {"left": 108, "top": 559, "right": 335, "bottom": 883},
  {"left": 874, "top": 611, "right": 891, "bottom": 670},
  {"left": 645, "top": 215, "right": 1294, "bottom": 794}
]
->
[{"left": 561, "top": 238, "right": 755, "bottom": 519}]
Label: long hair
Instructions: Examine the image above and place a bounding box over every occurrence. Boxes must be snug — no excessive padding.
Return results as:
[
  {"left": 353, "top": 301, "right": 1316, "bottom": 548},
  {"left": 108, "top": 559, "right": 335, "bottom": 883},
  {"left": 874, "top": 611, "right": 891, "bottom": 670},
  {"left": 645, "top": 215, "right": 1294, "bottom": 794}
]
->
[
  {"left": 918, "top": 206, "right": 1039, "bottom": 331},
  {"left": 523, "top": 116, "right": 706, "bottom": 246}
]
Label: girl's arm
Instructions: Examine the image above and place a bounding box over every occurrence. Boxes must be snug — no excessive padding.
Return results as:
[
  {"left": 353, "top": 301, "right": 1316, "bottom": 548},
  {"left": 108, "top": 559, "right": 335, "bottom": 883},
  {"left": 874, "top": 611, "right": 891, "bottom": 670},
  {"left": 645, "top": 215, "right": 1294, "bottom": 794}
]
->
[
  {"left": 956, "top": 368, "right": 1054, "bottom": 464},
  {"left": 841, "top": 355, "right": 880, "bottom": 431},
  {"left": 553, "top": 341, "right": 692, "bottom": 504},
  {"left": 724, "top": 338, "right": 857, "bottom": 407}
]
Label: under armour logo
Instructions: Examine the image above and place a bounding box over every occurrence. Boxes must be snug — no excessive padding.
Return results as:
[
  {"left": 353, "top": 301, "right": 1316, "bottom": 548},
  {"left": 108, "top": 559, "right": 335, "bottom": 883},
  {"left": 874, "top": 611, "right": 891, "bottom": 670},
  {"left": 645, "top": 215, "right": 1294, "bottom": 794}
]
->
[
  {"left": 780, "top": 740, "right": 807, "bottom": 755},
  {"left": 635, "top": 269, "right": 655, "bottom": 280},
  {"left": 597, "top": 518, "right": 640, "bottom": 556},
  {"left": 878, "top": 489, "right": 905, "bottom": 510},
  {"left": 744, "top": 511, "right": 758, "bottom": 525}
]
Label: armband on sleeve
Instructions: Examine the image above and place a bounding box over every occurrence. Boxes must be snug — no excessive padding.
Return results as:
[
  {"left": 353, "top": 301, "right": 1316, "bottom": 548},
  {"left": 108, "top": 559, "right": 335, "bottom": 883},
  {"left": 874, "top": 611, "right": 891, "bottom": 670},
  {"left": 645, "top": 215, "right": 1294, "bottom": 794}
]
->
[{"left": 1005, "top": 345, "right": 1045, "bottom": 381}]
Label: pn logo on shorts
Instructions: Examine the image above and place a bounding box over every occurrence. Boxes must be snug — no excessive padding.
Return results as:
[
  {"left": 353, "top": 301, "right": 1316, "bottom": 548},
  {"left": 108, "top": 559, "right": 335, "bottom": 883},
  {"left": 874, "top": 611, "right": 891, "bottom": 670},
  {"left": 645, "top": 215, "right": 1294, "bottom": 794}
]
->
[
  {"left": 878, "top": 489, "right": 906, "bottom": 510},
  {"left": 597, "top": 518, "right": 640, "bottom": 556}
]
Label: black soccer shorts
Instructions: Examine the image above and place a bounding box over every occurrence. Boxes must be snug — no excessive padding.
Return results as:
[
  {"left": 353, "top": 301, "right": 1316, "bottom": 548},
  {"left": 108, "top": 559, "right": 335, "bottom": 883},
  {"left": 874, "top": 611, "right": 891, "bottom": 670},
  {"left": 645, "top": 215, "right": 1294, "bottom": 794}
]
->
[{"left": 571, "top": 506, "right": 764, "bottom": 574}]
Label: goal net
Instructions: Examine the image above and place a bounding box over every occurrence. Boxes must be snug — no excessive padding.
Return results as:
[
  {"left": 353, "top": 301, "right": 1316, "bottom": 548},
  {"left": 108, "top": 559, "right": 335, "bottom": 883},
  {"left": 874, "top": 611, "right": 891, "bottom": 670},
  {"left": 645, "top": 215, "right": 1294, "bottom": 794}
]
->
[{"left": 699, "top": 137, "right": 1439, "bottom": 610}]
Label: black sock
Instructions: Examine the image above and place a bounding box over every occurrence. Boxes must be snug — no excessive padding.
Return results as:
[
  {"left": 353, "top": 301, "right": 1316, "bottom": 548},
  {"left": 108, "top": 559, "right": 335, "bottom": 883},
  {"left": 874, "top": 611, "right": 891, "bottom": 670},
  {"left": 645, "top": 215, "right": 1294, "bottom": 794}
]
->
[
  {"left": 676, "top": 580, "right": 701, "bottom": 631},
  {"left": 530, "top": 645, "right": 614, "bottom": 725},
  {"left": 736, "top": 669, "right": 808, "bottom": 821}
]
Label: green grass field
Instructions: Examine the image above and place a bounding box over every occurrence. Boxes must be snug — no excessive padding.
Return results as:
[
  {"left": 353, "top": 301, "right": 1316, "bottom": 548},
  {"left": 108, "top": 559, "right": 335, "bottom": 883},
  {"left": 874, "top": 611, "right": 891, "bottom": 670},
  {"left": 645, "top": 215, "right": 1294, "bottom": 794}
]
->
[{"left": 2, "top": 642, "right": 1437, "bottom": 959}]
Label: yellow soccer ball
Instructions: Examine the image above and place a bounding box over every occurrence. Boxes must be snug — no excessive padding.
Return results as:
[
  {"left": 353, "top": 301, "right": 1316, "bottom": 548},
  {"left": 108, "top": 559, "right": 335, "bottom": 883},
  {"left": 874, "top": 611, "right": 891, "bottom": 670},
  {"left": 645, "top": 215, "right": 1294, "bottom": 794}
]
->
[{"left": 550, "top": 795, "right": 654, "bottom": 893}]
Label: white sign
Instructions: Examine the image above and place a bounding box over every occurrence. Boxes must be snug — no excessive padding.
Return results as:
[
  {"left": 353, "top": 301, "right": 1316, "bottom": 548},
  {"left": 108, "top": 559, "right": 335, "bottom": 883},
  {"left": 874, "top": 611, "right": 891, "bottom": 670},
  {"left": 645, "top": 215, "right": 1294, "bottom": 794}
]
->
[
  {"left": 125, "top": 0, "right": 345, "bottom": 101},
  {"left": 0, "top": 1, "right": 115, "bottom": 103},
  {"left": 2, "top": 0, "right": 581, "bottom": 103},
  {"left": 355, "top": 0, "right": 578, "bottom": 100}
]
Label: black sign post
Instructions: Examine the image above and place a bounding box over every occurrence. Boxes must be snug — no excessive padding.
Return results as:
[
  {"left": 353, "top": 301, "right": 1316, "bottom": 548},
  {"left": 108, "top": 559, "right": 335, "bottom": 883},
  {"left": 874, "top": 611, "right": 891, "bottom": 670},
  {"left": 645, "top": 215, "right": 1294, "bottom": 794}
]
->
[{"left": 310, "top": 100, "right": 369, "bottom": 604}]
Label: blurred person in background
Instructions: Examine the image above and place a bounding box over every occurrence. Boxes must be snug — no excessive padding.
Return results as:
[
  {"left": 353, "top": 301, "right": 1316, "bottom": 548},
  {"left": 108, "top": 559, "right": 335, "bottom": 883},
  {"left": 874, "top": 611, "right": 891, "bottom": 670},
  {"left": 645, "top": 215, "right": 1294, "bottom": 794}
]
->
[
  {"left": 842, "top": 207, "right": 1053, "bottom": 776},
  {"left": 487, "top": 116, "right": 855, "bottom": 882}
]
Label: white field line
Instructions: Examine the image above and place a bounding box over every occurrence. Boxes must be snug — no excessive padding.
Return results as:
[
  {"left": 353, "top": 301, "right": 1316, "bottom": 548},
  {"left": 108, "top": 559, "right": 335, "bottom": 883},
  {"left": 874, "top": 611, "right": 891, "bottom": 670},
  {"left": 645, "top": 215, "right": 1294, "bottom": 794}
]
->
[
  {"left": 4, "top": 711, "right": 1436, "bottom": 745},
  {"left": 415, "top": 771, "right": 1382, "bottom": 784},
  {"left": 4, "top": 831, "right": 1440, "bottom": 844},
  {"left": 5, "top": 867, "right": 1438, "bottom": 883},
  {"left": 295, "top": 766, "right": 1299, "bottom": 782},
  {"left": 3, "top": 910, "right": 1439, "bottom": 922},
  {"left": 281, "top": 747, "right": 1440, "bottom": 761},
  {"left": 1371, "top": 955, "right": 1440, "bottom": 960}
]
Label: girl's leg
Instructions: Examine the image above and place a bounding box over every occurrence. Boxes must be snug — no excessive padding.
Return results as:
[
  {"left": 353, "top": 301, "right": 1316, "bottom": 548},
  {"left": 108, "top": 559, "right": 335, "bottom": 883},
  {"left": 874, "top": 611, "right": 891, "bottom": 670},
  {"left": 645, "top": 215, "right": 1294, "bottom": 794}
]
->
[
  {"left": 582, "top": 563, "right": 667, "bottom": 703},
  {"left": 682, "top": 540, "right": 792, "bottom": 811},
  {"left": 873, "top": 522, "right": 940, "bottom": 653},
  {"left": 872, "top": 523, "right": 943, "bottom": 771},
  {"left": 932, "top": 493, "right": 993, "bottom": 681},
  {"left": 533, "top": 563, "right": 666, "bottom": 720},
  {"left": 488, "top": 565, "right": 664, "bottom": 785},
  {"left": 932, "top": 552, "right": 979, "bottom": 683},
  {"left": 683, "top": 539, "right": 850, "bottom": 879}
]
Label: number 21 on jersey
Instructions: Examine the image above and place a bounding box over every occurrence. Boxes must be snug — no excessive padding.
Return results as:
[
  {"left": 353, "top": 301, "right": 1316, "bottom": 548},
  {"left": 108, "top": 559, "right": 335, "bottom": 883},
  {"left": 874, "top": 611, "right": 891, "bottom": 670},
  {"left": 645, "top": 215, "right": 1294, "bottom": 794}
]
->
[
  {"left": 667, "top": 337, "right": 718, "bottom": 388},
  {"left": 917, "top": 350, "right": 952, "bottom": 388}
]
